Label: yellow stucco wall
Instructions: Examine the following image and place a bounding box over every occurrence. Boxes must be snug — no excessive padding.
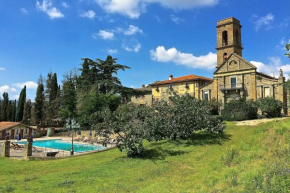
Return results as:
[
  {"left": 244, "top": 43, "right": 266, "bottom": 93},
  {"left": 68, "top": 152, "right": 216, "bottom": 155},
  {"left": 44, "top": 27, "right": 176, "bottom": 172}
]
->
[{"left": 151, "top": 81, "right": 209, "bottom": 101}]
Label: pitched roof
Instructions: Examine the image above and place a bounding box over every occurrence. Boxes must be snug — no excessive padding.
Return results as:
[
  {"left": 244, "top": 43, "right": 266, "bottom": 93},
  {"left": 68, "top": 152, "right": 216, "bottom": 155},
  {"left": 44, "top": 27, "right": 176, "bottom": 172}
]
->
[
  {"left": 150, "top": 74, "right": 212, "bottom": 86},
  {"left": 0, "top": 122, "right": 33, "bottom": 132},
  {"left": 214, "top": 53, "right": 257, "bottom": 74},
  {"left": 256, "top": 72, "right": 278, "bottom": 80}
]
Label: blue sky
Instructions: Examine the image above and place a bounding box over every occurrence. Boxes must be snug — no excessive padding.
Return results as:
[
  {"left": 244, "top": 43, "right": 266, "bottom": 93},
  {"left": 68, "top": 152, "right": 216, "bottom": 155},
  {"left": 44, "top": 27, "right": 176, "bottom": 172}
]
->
[{"left": 0, "top": 0, "right": 289, "bottom": 100}]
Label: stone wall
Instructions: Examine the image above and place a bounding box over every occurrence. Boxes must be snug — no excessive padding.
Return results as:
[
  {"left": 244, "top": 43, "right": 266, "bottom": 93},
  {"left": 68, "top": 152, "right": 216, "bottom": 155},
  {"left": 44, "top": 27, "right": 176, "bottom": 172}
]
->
[
  {"left": 1, "top": 141, "right": 10, "bottom": 157},
  {"left": 131, "top": 94, "right": 152, "bottom": 106}
]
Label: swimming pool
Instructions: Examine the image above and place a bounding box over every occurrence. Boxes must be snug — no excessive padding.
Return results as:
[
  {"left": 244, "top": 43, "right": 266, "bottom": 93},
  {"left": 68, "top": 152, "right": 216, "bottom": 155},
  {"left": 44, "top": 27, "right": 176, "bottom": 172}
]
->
[{"left": 17, "top": 139, "right": 106, "bottom": 153}]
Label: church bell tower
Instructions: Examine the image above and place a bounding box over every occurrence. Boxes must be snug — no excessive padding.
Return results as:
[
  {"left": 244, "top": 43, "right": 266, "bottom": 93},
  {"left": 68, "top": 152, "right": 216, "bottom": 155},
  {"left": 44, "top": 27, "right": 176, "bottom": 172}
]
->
[{"left": 216, "top": 17, "right": 243, "bottom": 68}]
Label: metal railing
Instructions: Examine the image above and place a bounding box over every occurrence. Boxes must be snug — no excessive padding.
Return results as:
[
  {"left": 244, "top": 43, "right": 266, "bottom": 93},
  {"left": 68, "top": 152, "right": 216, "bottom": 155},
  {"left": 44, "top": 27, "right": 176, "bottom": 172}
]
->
[{"left": 220, "top": 83, "right": 244, "bottom": 90}]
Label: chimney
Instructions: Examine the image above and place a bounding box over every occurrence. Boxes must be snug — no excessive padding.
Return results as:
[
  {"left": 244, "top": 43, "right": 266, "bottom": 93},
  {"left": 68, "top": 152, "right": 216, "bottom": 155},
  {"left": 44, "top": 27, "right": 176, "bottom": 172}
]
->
[
  {"left": 169, "top": 75, "right": 173, "bottom": 80},
  {"left": 142, "top": 84, "right": 145, "bottom": 88}
]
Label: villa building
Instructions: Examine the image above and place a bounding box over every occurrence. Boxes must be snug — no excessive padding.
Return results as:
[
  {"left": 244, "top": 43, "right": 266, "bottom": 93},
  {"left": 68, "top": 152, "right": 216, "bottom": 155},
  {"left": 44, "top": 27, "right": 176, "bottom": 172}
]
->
[
  {"left": 0, "top": 122, "right": 40, "bottom": 140},
  {"left": 131, "top": 17, "right": 287, "bottom": 112},
  {"left": 131, "top": 85, "right": 153, "bottom": 106},
  {"left": 150, "top": 75, "right": 212, "bottom": 102}
]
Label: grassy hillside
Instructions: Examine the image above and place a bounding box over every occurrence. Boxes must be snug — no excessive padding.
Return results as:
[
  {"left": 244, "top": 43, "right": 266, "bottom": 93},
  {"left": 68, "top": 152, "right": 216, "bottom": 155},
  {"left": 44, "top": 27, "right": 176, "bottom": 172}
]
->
[{"left": 0, "top": 119, "right": 289, "bottom": 193}]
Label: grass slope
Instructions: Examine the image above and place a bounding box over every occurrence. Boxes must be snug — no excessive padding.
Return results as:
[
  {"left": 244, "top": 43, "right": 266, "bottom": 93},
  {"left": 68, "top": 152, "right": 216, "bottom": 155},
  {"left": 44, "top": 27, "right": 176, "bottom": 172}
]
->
[{"left": 0, "top": 119, "right": 289, "bottom": 193}]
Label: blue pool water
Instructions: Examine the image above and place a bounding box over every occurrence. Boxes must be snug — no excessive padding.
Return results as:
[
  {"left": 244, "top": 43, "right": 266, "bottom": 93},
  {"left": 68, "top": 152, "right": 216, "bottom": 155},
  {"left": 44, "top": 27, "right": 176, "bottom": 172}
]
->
[{"left": 17, "top": 139, "right": 106, "bottom": 153}]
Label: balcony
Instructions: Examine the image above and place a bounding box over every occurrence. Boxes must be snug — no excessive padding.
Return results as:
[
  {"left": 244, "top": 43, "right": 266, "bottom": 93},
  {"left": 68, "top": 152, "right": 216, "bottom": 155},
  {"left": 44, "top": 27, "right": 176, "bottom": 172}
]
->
[{"left": 220, "top": 83, "right": 244, "bottom": 91}]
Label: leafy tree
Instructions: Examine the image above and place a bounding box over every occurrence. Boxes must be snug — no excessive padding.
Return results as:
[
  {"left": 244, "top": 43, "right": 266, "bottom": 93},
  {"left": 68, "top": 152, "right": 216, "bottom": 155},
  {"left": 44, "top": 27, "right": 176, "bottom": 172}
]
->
[
  {"left": 76, "top": 55, "right": 139, "bottom": 126},
  {"left": 16, "top": 86, "right": 26, "bottom": 122},
  {"left": 96, "top": 95, "right": 225, "bottom": 157},
  {"left": 23, "top": 100, "right": 32, "bottom": 125},
  {"left": 33, "top": 76, "right": 45, "bottom": 124},
  {"left": 286, "top": 43, "right": 290, "bottom": 58},
  {"left": 59, "top": 71, "right": 77, "bottom": 121},
  {"left": 96, "top": 55, "right": 130, "bottom": 94},
  {"left": 96, "top": 104, "right": 150, "bottom": 157}
]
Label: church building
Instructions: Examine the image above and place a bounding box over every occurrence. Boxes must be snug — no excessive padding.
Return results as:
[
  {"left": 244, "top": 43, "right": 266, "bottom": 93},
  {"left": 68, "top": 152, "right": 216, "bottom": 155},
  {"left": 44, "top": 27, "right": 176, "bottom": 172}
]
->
[
  {"left": 200, "top": 17, "right": 287, "bottom": 110},
  {"left": 132, "top": 17, "right": 287, "bottom": 112}
]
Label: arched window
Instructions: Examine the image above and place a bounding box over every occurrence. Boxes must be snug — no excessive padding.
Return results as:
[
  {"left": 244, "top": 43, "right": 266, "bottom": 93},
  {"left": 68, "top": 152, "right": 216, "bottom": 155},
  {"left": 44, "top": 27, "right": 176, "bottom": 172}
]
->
[
  {"left": 223, "top": 53, "right": 228, "bottom": 61},
  {"left": 222, "top": 31, "right": 228, "bottom": 46}
]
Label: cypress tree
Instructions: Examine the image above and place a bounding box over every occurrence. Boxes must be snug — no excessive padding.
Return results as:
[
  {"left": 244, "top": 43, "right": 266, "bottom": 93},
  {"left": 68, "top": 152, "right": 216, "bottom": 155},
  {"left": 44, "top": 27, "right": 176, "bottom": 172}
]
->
[
  {"left": 7, "top": 101, "right": 13, "bottom": 121},
  {"left": 23, "top": 100, "right": 32, "bottom": 125},
  {"left": 34, "top": 76, "right": 45, "bottom": 124},
  {"left": 1, "top": 92, "right": 9, "bottom": 121},
  {"left": 51, "top": 73, "right": 58, "bottom": 101},
  {"left": 16, "top": 86, "right": 26, "bottom": 122},
  {"left": 12, "top": 100, "right": 17, "bottom": 122}
]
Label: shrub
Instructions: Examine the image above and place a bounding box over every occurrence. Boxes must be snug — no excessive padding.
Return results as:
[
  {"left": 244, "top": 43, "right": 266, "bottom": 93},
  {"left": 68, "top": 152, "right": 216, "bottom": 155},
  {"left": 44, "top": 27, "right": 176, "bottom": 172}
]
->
[
  {"left": 222, "top": 99, "right": 258, "bottom": 121},
  {"left": 96, "top": 95, "right": 226, "bottom": 157},
  {"left": 204, "top": 98, "right": 221, "bottom": 115},
  {"left": 257, "top": 97, "right": 284, "bottom": 118},
  {"left": 96, "top": 104, "right": 149, "bottom": 157}
]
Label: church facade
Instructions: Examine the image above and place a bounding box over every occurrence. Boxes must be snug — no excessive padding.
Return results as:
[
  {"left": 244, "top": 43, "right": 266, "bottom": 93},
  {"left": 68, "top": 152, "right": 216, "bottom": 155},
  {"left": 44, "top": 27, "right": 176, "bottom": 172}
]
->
[
  {"left": 199, "top": 17, "right": 287, "bottom": 111},
  {"left": 131, "top": 17, "right": 287, "bottom": 113}
]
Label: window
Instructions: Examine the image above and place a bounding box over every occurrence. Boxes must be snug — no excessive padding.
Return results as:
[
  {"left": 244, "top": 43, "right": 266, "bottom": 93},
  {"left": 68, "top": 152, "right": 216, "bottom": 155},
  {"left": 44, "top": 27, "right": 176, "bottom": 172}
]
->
[
  {"left": 230, "top": 77, "right": 237, "bottom": 88},
  {"left": 223, "top": 53, "right": 228, "bottom": 61},
  {"left": 264, "top": 87, "right": 270, "bottom": 97},
  {"left": 25, "top": 129, "right": 28, "bottom": 134},
  {"left": 222, "top": 31, "right": 228, "bottom": 46},
  {"left": 185, "top": 83, "right": 189, "bottom": 88},
  {"left": 204, "top": 92, "right": 209, "bottom": 101},
  {"left": 156, "top": 87, "right": 159, "bottom": 92}
]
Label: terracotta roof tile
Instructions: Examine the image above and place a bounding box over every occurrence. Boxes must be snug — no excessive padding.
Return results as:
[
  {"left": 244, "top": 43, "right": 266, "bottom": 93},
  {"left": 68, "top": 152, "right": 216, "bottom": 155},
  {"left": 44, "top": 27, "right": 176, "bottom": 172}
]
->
[
  {"left": 150, "top": 74, "right": 212, "bottom": 86},
  {"left": 0, "top": 122, "right": 21, "bottom": 131}
]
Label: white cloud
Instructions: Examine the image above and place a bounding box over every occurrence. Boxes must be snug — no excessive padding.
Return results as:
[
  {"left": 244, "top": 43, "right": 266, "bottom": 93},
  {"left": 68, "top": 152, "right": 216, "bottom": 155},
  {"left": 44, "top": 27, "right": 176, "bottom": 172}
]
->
[
  {"left": 170, "top": 14, "right": 184, "bottom": 24},
  {"left": 124, "top": 25, "right": 143, "bottom": 35},
  {"left": 123, "top": 43, "right": 141, "bottom": 52},
  {"left": 150, "top": 46, "right": 217, "bottom": 70},
  {"left": 80, "top": 10, "right": 96, "bottom": 19},
  {"left": 36, "top": 0, "right": 64, "bottom": 19},
  {"left": 12, "top": 95, "right": 20, "bottom": 100},
  {"left": 251, "top": 13, "right": 274, "bottom": 31},
  {"left": 276, "top": 37, "right": 290, "bottom": 50},
  {"left": 95, "top": 0, "right": 144, "bottom": 19},
  {"left": 21, "top": 8, "right": 28, "bottom": 14},
  {"left": 62, "top": 2, "right": 69, "bottom": 8},
  {"left": 93, "top": 30, "right": 114, "bottom": 40},
  {"left": 12, "top": 81, "right": 38, "bottom": 89},
  {"left": 0, "top": 85, "right": 17, "bottom": 94},
  {"left": 0, "top": 67, "right": 5, "bottom": 71},
  {"left": 251, "top": 57, "right": 290, "bottom": 79},
  {"left": 108, "top": 49, "right": 118, "bottom": 54},
  {"left": 94, "top": 0, "right": 218, "bottom": 19}
]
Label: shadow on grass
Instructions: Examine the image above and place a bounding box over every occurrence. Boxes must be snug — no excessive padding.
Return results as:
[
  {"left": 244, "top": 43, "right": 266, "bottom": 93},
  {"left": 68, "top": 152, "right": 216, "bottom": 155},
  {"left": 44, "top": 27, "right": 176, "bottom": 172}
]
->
[
  {"left": 117, "top": 133, "right": 232, "bottom": 161},
  {"left": 140, "top": 147, "right": 188, "bottom": 161},
  {"left": 185, "top": 132, "right": 232, "bottom": 147}
]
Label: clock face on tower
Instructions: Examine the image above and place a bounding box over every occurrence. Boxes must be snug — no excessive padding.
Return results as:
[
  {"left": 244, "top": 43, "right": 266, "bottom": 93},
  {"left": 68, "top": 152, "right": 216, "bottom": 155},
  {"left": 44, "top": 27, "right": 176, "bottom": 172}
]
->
[{"left": 228, "top": 60, "right": 238, "bottom": 69}]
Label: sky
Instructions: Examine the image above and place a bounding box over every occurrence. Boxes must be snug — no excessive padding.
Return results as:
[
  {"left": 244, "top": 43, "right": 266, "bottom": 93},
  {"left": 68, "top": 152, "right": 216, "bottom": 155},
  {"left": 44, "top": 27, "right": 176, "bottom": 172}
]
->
[{"left": 0, "top": 0, "right": 289, "bottom": 100}]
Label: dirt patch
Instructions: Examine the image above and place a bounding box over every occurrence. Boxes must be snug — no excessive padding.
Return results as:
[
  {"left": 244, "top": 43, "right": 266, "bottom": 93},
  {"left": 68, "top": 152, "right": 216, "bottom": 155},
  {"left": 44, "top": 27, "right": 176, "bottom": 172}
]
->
[{"left": 235, "top": 117, "right": 287, "bottom": 126}]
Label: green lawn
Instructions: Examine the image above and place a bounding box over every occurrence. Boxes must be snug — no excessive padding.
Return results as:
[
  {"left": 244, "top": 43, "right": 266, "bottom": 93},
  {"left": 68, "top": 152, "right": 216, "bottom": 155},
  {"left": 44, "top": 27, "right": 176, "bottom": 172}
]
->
[{"left": 0, "top": 119, "right": 290, "bottom": 193}]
